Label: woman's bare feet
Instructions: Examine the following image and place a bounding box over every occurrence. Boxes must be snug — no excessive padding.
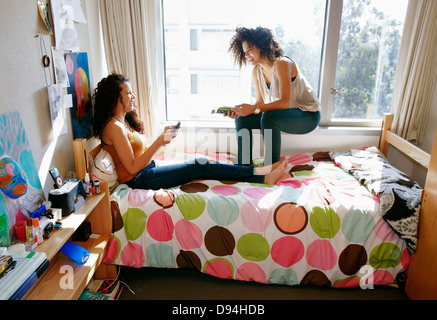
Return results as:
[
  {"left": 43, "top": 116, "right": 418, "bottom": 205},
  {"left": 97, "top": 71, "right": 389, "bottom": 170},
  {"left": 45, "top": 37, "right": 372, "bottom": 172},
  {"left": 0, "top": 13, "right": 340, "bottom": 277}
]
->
[{"left": 264, "top": 160, "right": 287, "bottom": 185}]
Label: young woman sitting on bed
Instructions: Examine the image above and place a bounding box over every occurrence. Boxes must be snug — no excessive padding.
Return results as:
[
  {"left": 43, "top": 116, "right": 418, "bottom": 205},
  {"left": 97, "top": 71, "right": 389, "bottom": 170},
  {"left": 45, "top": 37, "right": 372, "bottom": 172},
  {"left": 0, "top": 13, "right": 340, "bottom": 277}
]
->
[{"left": 91, "top": 73, "right": 287, "bottom": 190}]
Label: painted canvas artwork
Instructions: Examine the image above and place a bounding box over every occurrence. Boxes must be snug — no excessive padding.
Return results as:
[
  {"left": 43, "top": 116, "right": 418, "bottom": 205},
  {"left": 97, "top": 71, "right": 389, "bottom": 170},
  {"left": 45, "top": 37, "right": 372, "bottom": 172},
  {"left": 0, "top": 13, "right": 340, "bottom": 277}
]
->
[
  {"left": 0, "top": 110, "right": 45, "bottom": 246},
  {"left": 65, "top": 52, "right": 93, "bottom": 139}
]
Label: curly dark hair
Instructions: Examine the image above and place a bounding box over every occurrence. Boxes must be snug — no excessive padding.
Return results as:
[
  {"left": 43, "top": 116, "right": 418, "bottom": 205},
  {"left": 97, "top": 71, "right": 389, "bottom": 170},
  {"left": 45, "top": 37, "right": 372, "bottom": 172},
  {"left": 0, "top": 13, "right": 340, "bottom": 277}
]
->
[
  {"left": 92, "top": 73, "right": 144, "bottom": 140},
  {"left": 228, "top": 27, "right": 284, "bottom": 68}
]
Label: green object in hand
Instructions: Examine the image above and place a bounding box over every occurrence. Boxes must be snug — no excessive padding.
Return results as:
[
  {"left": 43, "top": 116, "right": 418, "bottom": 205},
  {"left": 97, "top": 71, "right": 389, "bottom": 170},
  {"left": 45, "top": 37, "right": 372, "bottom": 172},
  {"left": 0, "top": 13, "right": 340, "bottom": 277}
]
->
[{"left": 212, "top": 107, "right": 234, "bottom": 114}]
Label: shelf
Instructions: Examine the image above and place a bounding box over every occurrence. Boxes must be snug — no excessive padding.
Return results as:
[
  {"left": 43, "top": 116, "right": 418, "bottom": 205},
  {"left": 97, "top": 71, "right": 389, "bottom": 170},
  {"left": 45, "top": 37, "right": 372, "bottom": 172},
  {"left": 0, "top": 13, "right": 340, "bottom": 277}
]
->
[
  {"left": 24, "top": 234, "right": 110, "bottom": 300},
  {"left": 23, "top": 181, "right": 116, "bottom": 300},
  {"left": 33, "top": 193, "right": 105, "bottom": 261}
]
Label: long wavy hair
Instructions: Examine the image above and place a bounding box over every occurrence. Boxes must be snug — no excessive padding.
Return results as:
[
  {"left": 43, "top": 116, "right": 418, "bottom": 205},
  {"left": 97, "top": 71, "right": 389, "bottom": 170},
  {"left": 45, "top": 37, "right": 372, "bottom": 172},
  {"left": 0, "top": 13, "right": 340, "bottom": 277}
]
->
[
  {"left": 92, "top": 73, "right": 144, "bottom": 140},
  {"left": 228, "top": 27, "right": 284, "bottom": 68}
]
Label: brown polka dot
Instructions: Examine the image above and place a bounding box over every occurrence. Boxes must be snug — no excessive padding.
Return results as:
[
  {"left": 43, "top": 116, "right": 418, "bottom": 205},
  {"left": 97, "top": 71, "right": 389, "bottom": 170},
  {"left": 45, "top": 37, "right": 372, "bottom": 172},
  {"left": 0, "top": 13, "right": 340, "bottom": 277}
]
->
[
  {"left": 180, "top": 182, "right": 209, "bottom": 193},
  {"left": 339, "top": 244, "right": 368, "bottom": 276},
  {"left": 290, "top": 164, "right": 315, "bottom": 173},
  {"left": 176, "top": 250, "right": 202, "bottom": 270},
  {"left": 153, "top": 189, "right": 175, "bottom": 208},
  {"left": 204, "top": 226, "right": 235, "bottom": 256},
  {"left": 312, "top": 151, "right": 332, "bottom": 162},
  {"left": 301, "top": 270, "right": 331, "bottom": 287},
  {"left": 218, "top": 180, "right": 239, "bottom": 185},
  {"left": 110, "top": 200, "right": 124, "bottom": 232}
]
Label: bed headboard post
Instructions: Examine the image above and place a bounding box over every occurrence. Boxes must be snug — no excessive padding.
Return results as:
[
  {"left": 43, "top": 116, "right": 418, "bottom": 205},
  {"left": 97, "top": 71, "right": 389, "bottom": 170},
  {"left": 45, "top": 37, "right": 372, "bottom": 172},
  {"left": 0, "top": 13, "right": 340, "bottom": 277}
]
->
[
  {"left": 379, "top": 113, "right": 394, "bottom": 157},
  {"left": 73, "top": 139, "right": 89, "bottom": 180}
]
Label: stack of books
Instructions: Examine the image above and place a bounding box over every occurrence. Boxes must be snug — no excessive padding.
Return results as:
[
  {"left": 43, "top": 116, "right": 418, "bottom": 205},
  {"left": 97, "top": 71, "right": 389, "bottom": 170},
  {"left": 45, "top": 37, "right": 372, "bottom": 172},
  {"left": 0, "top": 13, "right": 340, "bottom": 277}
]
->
[
  {"left": 0, "top": 251, "right": 49, "bottom": 300},
  {"left": 79, "top": 278, "right": 123, "bottom": 300}
]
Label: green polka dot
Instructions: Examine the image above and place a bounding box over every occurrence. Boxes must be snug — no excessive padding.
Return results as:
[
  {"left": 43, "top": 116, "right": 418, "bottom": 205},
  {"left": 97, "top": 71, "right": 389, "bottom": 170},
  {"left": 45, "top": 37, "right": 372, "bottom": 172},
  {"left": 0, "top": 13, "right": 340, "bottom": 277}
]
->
[
  {"left": 122, "top": 208, "right": 147, "bottom": 241},
  {"left": 293, "top": 170, "right": 317, "bottom": 177},
  {"left": 342, "top": 209, "right": 375, "bottom": 243},
  {"left": 237, "top": 233, "right": 270, "bottom": 262},
  {"left": 369, "top": 243, "right": 401, "bottom": 269},
  {"left": 268, "top": 269, "right": 299, "bottom": 286},
  {"left": 146, "top": 243, "right": 174, "bottom": 268},
  {"left": 176, "top": 194, "right": 206, "bottom": 220},
  {"left": 207, "top": 196, "right": 240, "bottom": 226},
  {"left": 310, "top": 207, "right": 340, "bottom": 239}
]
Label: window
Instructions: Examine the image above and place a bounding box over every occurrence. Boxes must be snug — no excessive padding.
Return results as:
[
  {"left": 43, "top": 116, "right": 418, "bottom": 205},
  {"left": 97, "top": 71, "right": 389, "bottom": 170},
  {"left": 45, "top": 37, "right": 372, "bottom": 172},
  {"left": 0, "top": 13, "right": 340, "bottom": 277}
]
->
[{"left": 162, "top": 0, "right": 408, "bottom": 126}]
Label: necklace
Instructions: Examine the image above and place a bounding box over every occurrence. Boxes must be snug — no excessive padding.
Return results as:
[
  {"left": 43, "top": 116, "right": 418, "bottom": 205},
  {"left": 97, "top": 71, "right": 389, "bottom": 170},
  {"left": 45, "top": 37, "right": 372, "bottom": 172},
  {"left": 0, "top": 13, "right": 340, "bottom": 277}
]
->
[
  {"left": 114, "top": 115, "right": 124, "bottom": 123},
  {"left": 114, "top": 116, "right": 132, "bottom": 132}
]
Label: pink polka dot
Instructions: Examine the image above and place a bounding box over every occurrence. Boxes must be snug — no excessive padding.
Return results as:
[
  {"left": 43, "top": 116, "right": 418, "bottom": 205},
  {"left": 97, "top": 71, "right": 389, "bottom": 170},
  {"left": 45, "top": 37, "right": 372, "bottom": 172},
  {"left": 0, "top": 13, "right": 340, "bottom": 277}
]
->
[
  {"left": 152, "top": 153, "right": 175, "bottom": 161},
  {"left": 235, "top": 262, "right": 266, "bottom": 283},
  {"left": 240, "top": 200, "right": 271, "bottom": 232},
  {"left": 276, "top": 180, "right": 304, "bottom": 189},
  {"left": 147, "top": 209, "right": 174, "bottom": 242},
  {"left": 333, "top": 276, "right": 360, "bottom": 288},
  {"left": 288, "top": 154, "right": 312, "bottom": 165},
  {"left": 369, "top": 270, "right": 394, "bottom": 286},
  {"left": 243, "top": 187, "right": 272, "bottom": 199},
  {"left": 374, "top": 218, "right": 398, "bottom": 242},
  {"left": 401, "top": 248, "right": 410, "bottom": 270},
  {"left": 175, "top": 220, "right": 203, "bottom": 249},
  {"left": 212, "top": 185, "right": 240, "bottom": 196},
  {"left": 103, "top": 237, "right": 119, "bottom": 264},
  {"left": 203, "top": 259, "right": 233, "bottom": 279},
  {"left": 271, "top": 237, "right": 304, "bottom": 267},
  {"left": 306, "top": 240, "right": 337, "bottom": 270},
  {"left": 128, "top": 189, "right": 154, "bottom": 207},
  {"left": 121, "top": 241, "right": 145, "bottom": 268}
]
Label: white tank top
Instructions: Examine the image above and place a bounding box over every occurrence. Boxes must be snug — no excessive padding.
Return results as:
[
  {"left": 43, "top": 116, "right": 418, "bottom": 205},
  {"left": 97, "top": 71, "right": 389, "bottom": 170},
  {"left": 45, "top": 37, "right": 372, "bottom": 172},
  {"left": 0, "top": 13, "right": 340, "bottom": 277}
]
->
[{"left": 256, "top": 58, "right": 321, "bottom": 112}]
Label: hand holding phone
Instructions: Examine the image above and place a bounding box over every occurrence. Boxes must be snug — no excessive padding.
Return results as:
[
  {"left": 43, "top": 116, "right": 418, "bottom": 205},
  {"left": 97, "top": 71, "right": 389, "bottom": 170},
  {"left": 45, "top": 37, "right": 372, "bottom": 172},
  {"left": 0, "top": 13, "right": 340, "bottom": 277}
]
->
[{"left": 171, "top": 121, "right": 181, "bottom": 133}]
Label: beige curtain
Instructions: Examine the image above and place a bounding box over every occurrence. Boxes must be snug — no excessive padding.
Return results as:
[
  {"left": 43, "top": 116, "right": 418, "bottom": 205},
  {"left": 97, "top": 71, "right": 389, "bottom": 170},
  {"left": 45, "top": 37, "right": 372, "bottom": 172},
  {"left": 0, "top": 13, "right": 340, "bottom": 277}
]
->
[
  {"left": 391, "top": 0, "right": 437, "bottom": 144},
  {"left": 99, "top": 0, "right": 157, "bottom": 137}
]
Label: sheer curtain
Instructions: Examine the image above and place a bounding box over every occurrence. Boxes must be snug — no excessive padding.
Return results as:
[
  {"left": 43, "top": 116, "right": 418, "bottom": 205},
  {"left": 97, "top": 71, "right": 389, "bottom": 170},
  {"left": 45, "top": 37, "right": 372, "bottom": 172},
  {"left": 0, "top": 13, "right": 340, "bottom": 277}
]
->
[
  {"left": 391, "top": 0, "right": 437, "bottom": 144},
  {"left": 99, "top": 0, "right": 159, "bottom": 137}
]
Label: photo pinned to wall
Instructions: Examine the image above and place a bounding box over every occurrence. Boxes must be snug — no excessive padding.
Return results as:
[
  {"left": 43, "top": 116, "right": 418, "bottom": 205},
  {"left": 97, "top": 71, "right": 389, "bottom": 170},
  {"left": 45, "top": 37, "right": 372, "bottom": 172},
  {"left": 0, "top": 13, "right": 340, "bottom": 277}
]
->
[
  {"left": 0, "top": 110, "right": 45, "bottom": 246},
  {"left": 48, "top": 84, "right": 68, "bottom": 137},
  {"left": 64, "top": 52, "right": 93, "bottom": 139},
  {"left": 52, "top": 47, "right": 70, "bottom": 87}
]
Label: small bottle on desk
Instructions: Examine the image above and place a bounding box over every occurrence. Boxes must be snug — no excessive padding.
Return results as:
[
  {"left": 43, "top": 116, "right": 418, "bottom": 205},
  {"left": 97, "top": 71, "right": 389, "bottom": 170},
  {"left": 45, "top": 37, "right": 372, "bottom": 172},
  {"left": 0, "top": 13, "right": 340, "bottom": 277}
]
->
[{"left": 33, "top": 218, "right": 44, "bottom": 246}]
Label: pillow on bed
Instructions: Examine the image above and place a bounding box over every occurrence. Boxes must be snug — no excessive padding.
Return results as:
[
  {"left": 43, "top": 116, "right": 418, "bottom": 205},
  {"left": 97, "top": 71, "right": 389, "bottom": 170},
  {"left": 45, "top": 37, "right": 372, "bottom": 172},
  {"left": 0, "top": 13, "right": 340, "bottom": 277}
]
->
[{"left": 90, "top": 148, "right": 118, "bottom": 188}]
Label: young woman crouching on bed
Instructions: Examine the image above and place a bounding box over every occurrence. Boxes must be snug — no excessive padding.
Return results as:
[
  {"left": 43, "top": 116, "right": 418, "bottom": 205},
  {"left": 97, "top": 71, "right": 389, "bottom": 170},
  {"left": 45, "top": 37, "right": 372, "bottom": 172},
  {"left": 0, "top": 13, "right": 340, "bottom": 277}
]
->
[{"left": 91, "top": 73, "right": 287, "bottom": 190}]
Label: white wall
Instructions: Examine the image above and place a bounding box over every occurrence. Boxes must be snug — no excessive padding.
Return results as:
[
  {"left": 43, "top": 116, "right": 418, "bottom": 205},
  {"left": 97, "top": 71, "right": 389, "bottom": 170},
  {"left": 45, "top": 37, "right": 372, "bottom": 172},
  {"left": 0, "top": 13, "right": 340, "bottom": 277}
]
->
[{"left": 0, "top": 0, "right": 93, "bottom": 196}]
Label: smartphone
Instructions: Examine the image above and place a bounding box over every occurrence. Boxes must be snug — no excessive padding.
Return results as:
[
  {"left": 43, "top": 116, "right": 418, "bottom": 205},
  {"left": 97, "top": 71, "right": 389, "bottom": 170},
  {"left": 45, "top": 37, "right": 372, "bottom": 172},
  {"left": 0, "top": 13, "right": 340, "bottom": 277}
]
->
[
  {"left": 171, "top": 121, "right": 181, "bottom": 133},
  {"left": 49, "top": 166, "right": 64, "bottom": 189}
]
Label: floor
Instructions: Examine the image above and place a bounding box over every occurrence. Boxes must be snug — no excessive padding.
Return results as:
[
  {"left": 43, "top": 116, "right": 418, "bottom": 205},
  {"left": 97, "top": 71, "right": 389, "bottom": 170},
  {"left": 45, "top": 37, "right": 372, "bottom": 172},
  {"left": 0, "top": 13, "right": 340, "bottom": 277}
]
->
[{"left": 117, "top": 267, "right": 409, "bottom": 301}]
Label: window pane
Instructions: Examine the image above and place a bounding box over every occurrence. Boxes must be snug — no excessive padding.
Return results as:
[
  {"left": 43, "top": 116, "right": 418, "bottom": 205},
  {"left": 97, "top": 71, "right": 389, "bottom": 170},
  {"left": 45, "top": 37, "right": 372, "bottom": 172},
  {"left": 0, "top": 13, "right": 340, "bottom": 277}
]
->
[
  {"left": 163, "top": 0, "right": 326, "bottom": 121},
  {"left": 332, "top": 0, "right": 408, "bottom": 120}
]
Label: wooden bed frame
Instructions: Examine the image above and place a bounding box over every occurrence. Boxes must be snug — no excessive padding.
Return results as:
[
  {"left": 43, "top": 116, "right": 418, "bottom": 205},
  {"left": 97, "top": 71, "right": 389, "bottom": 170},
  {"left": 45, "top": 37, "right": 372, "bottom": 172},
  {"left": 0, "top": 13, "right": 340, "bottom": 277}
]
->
[
  {"left": 74, "top": 113, "right": 437, "bottom": 300},
  {"left": 380, "top": 114, "right": 437, "bottom": 300}
]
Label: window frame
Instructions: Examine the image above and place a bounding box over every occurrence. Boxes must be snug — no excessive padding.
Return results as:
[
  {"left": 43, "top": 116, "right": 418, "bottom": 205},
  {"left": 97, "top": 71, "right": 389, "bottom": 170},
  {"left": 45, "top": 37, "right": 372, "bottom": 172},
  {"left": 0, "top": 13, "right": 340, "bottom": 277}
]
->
[{"left": 157, "top": 0, "right": 404, "bottom": 128}]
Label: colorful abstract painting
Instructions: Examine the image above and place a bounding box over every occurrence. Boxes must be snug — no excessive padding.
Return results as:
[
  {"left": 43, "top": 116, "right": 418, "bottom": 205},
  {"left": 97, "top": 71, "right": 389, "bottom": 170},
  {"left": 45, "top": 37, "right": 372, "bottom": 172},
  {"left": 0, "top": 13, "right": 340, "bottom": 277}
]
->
[
  {"left": 65, "top": 52, "right": 93, "bottom": 139},
  {"left": 0, "top": 110, "right": 45, "bottom": 245}
]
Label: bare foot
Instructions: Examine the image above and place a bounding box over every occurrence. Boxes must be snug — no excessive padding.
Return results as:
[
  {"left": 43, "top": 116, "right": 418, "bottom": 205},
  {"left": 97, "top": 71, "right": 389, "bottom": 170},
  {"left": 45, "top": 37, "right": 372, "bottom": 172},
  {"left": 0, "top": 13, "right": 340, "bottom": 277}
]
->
[
  {"left": 271, "top": 159, "right": 286, "bottom": 172},
  {"left": 264, "top": 160, "right": 287, "bottom": 185}
]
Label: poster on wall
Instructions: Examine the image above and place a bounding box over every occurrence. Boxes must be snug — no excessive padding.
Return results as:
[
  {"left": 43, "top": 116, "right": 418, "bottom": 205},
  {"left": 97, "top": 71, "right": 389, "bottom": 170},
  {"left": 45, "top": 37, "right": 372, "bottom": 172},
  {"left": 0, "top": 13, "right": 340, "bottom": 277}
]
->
[
  {"left": 48, "top": 84, "right": 68, "bottom": 137},
  {"left": 0, "top": 110, "right": 45, "bottom": 246},
  {"left": 50, "top": 0, "right": 81, "bottom": 51},
  {"left": 64, "top": 52, "right": 93, "bottom": 139}
]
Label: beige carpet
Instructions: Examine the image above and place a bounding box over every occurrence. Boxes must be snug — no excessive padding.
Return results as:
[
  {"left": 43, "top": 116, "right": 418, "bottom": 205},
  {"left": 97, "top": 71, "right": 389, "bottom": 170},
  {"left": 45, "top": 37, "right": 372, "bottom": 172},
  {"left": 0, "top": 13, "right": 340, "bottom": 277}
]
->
[{"left": 118, "top": 267, "right": 408, "bottom": 301}]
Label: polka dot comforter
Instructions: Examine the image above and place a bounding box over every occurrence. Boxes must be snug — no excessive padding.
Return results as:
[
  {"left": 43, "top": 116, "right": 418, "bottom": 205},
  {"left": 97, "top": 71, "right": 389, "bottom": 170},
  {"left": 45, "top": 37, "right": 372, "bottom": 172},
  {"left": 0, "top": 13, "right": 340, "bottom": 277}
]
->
[{"left": 104, "top": 151, "right": 410, "bottom": 288}]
